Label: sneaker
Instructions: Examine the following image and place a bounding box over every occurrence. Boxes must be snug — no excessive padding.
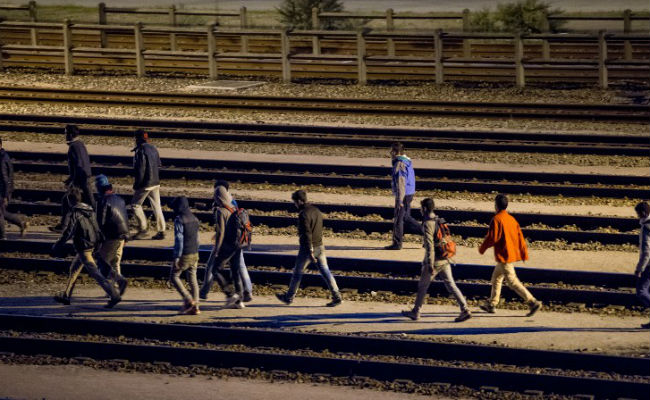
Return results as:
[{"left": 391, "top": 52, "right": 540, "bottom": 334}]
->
[
  {"left": 526, "top": 300, "right": 542, "bottom": 317},
  {"left": 384, "top": 243, "right": 402, "bottom": 250},
  {"left": 105, "top": 296, "right": 122, "bottom": 309},
  {"left": 455, "top": 309, "right": 472, "bottom": 323},
  {"left": 180, "top": 301, "right": 198, "bottom": 315},
  {"left": 117, "top": 279, "right": 128, "bottom": 296},
  {"left": 243, "top": 292, "right": 253, "bottom": 303},
  {"left": 275, "top": 293, "right": 292, "bottom": 305},
  {"left": 131, "top": 230, "right": 149, "bottom": 240},
  {"left": 224, "top": 301, "right": 245, "bottom": 309},
  {"left": 326, "top": 297, "right": 342, "bottom": 307},
  {"left": 479, "top": 303, "right": 496, "bottom": 314},
  {"left": 224, "top": 294, "right": 240, "bottom": 307},
  {"left": 20, "top": 221, "right": 28, "bottom": 238},
  {"left": 401, "top": 309, "right": 419, "bottom": 321},
  {"left": 53, "top": 292, "right": 71, "bottom": 305},
  {"left": 151, "top": 231, "right": 166, "bottom": 240},
  {"left": 641, "top": 322, "right": 650, "bottom": 329},
  {"left": 187, "top": 305, "right": 201, "bottom": 315},
  {"left": 48, "top": 224, "right": 63, "bottom": 233}
]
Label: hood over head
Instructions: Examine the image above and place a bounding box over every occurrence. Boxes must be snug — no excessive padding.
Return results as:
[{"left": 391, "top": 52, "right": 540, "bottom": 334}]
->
[
  {"left": 214, "top": 185, "right": 233, "bottom": 208},
  {"left": 171, "top": 196, "right": 191, "bottom": 215}
]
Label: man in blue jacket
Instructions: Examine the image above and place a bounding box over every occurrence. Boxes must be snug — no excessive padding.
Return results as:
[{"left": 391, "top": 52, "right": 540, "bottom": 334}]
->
[{"left": 385, "top": 142, "right": 420, "bottom": 250}]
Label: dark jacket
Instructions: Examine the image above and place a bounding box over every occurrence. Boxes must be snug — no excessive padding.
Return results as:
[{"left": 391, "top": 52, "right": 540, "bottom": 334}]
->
[
  {"left": 172, "top": 196, "right": 200, "bottom": 258},
  {"left": 67, "top": 139, "right": 92, "bottom": 186},
  {"left": 0, "top": 149, "right": 14, "bottom": 199},
  {"left": 56, "top": 202, "right": 102, "bottom": 253},
  {"left": 133, "top": 143, "right": 161, "bottom": 190},
  {"left": 96, "top": 191, "right": 129, "bottom": 240},
  {"left": 298, "top": 203, "right": 323, "bottom": 252},
  {"left": 636, "top": 217, "right": 650, "bottom": 275}
]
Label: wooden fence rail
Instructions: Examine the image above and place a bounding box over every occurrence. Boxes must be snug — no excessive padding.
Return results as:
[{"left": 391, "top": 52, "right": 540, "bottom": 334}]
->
[{"left": 0, "top": 20, "right": 648, "bottom": 87}]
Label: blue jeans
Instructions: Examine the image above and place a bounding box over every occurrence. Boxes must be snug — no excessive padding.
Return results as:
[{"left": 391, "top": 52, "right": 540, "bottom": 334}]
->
[
  {"left": 637, "top": 267, "right": 650, "bottom": 308},
  {"left": 287, "top": 245, "right": 340, "bottom": 300}
]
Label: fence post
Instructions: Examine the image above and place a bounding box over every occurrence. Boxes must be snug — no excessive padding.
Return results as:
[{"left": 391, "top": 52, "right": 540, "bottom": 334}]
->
[
  {"left": 62, "top": 19, "right": 73, "bottom": 75},
  {"left": 28, "top": 0, "right": 37, "bottom": 45},
  {"left": 169, "top": 5, "right": 177, "bottom": 51},
  {"left": 462, "top": 9, "right": 471, "bottom": 57},
  {"left": 207, "top": 23, "right": 217, "bottom": 79},
  {"left": 134, "top": 22, "right": 145, "bottom": 77},
  {"left": 98, "top": 2, "right": 107, "bottom": 48},
  {"left": 514, "top": 32, "right": 525, "bottom": 88},
  {"left": 541, "top": 11, "right": 550, "bottom": 59},
  {"left": 357, "top": 29, "right": 367, "bottom": 85},
  {"left": 434, "top": 29, "right": 444, "bottom": 84},
  {"left": 623, "top": 9, "right": 632, "bottom": 60},
  {"left": 240, "top": 6, "right": 249, "bottom": 53},
  {"left": 311, "top": 7, "right": 321, "bottom": 55},
  {"left": 598, "top": 30, "right": 608, "bottom": 89},
  {"left": 280, "top": 28, "right": 291, "bottom": 83},
  {"left": 386, "top": 8, "right": 395, "bottom": 56}
]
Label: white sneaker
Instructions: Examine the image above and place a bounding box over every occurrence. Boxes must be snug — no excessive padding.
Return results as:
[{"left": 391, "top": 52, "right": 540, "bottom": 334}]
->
[
  {"left": 224, "top": 294, "right": 240, "bottom": 306},
  {"left": 224, "top": 301, "right": 245, "bottom": 309}
]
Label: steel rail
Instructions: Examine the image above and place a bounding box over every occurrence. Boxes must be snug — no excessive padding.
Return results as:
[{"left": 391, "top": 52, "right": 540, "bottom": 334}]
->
[
  {"left": 0, "top": 240, "right": 639, "bottom": 306},
  {"left": 1, "top": 115, "right": 647, "bottom": 156},
  {"left": 0, "top": 86, "right": 648, "bottom": 122},
  {"left": 9, "top": 152, "right": 650, "bottom": 199},
  {"left": 0, "top": 316, "right": 646, "bottom": 399}
]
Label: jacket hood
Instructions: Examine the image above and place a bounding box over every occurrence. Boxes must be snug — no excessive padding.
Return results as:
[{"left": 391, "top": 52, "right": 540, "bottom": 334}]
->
[
  {"left": 641, "top": 216, "right": 650, "bottom": 226},
  {"left": 171, "top": 196, "right": 191, "bottom": 215},
  {"left": 393, "top": 155, "right": 412, "bottom": 166},
  {"left": 214, "top": 186, "right": 233, "bottom": 208},
  {"left": 73, "top": 202, "right": 94, "bottom": 216}
]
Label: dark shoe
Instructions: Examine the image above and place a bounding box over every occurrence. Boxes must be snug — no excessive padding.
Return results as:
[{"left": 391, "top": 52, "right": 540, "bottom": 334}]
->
[
  {"left": 326, "top": 297, "right": 342, "bottom": 307},
  {"left": 641, "top": 322, "right": 650, "bottom": 329},
  {"left": 180, "top": 301, "right": 199, "bottom": 315},
  {"left": 131, "top": 230, "right": 149, "bottom": 240},
  {"left": 526, "top": 300, "right": 542, "bottom": 317},
  {"left": 384, "top": 243, "right": 402, "bottom": 250},
  {"left": 243, "top": 292, "right": 253, "bottom": 303},
  {"left": 49, "top": 224, "right": 63, "bottom": 233},
  {"left": 151, "top": 231, "right": 166, "bottom": 240},
  {"left": 53, "top": 292, "right": 70, "bottom": 305},
  {"left": 105, "top": 296, "right": 122, "bottom": 309},
  {"left": 479, "top": 303, "right": 496, "bottom": 314},
  {"left": 117, "top": 279, "right": 128, "bottom": 296},
  {"left": 401, "top": 309, "right": 419, "bottom": 321},
  {"left": 275, "top": 293, "right": 292, "bottom": 305},
  {"left": 455, "top": 309, "right": 472, "bottom": 323},
  {"left": 20, "top": 221, "right": 28, "bottom": 238}
]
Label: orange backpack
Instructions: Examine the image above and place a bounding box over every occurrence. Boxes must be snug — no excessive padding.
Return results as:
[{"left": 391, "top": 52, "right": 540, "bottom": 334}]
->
[{"left": 435, "top": 218, "right": 456, "bottom": 259}]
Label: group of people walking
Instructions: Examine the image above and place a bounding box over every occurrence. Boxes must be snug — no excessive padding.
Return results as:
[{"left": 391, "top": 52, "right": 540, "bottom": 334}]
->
[{"left": 0, "top": 132, "right": 648, "bottom": 327}]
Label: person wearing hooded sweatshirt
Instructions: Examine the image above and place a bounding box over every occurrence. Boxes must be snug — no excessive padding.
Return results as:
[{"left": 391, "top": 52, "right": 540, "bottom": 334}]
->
[
  {"left": 212, "top": 180, "right": 253, "bottom": 303},
  {"left": 0, "top": 138, "right": 28, "bottom": 239},
  {"left": 276, "top": 190, "right": 342, "bottom": 307},
  {"left": 634, "top": 201, "right": 650, "bottom": 329},
  {"left": 94, "top": 174, "right": 129, "bottom": 297},
  {"left": 51, "top": 186, "right": 121, "bottom": 308},
  {"left": 385, "top": 142, "right": 421, "bottom": 250},
  {"left": 51, "top": 125, "right": 94, "bottom": 232},
  {"left": 131, "top": 129, "right": 166, "bottom": 240},
  {"left": 170, "top": 196, "right": 201, "bottom": 315},
  {"left": 478, "top": 194, "right": 542, "bottom": 317},
  {"left": 199, "top": 185, "right": 245, "bottom": 308},
  {"left": 402, "top": 198, "right": 471, "bottom": 322}
]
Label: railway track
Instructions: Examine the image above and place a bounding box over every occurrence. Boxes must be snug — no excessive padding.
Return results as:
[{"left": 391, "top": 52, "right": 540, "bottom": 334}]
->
[
  {"left": 7, "top": 189, "right": 640, "bottom": 245},
  {"left": 0, "top": 315, "right": 647, "bottom": 399},
  {"left": 1, "top": 86, "right": 648, "bottom": 122},
  {"left": 10, "top": 151, "right": 649, "bottom": 199},
  {"left": 1, "top": 113, "right": 648, "bottom": 156},
  {"left": 0, "top": 239, "right": 640, "bottom": 307}
]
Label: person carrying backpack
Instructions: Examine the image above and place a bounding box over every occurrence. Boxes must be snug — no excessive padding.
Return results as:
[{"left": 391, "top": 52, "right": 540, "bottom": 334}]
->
[
  {"left": 478, "top": 194, "right": 542, "bottom": 317},
  {"left": 402, "top": 198, "right": 471, "bottom": 322},
  {"left": 50, "top": 186, "right": 121, "bottom": 308},
  {"left": 170, "top": 196, "right": 201, "bottom": 315},
  {"left": 199, "top": 185, "right": 250, "bottom": 309}
]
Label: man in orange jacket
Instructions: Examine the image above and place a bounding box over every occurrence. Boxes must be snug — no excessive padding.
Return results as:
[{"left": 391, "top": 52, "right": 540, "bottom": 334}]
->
[{"left": 478, "top": 194, "right": 542, "bottom": 316}]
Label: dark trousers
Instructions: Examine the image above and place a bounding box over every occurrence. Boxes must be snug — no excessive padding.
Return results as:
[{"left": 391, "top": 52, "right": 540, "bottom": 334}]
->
[
  {"left": 0, "top": 199, "right": 24, "bottom": 239},
  {"left": 200, "top": 246, "right": 241, "bottom": 298},
  {"left": 392, "top": 194, "right": 421, "bottom": 247},
  {"left": 637, "top": 267, "right": 650, "bottom": 308}
]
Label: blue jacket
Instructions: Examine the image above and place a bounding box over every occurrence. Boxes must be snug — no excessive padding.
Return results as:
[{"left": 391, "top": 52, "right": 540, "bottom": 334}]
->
[{"left": 391, "top": 155, "right": 415, "bottom": 202}]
